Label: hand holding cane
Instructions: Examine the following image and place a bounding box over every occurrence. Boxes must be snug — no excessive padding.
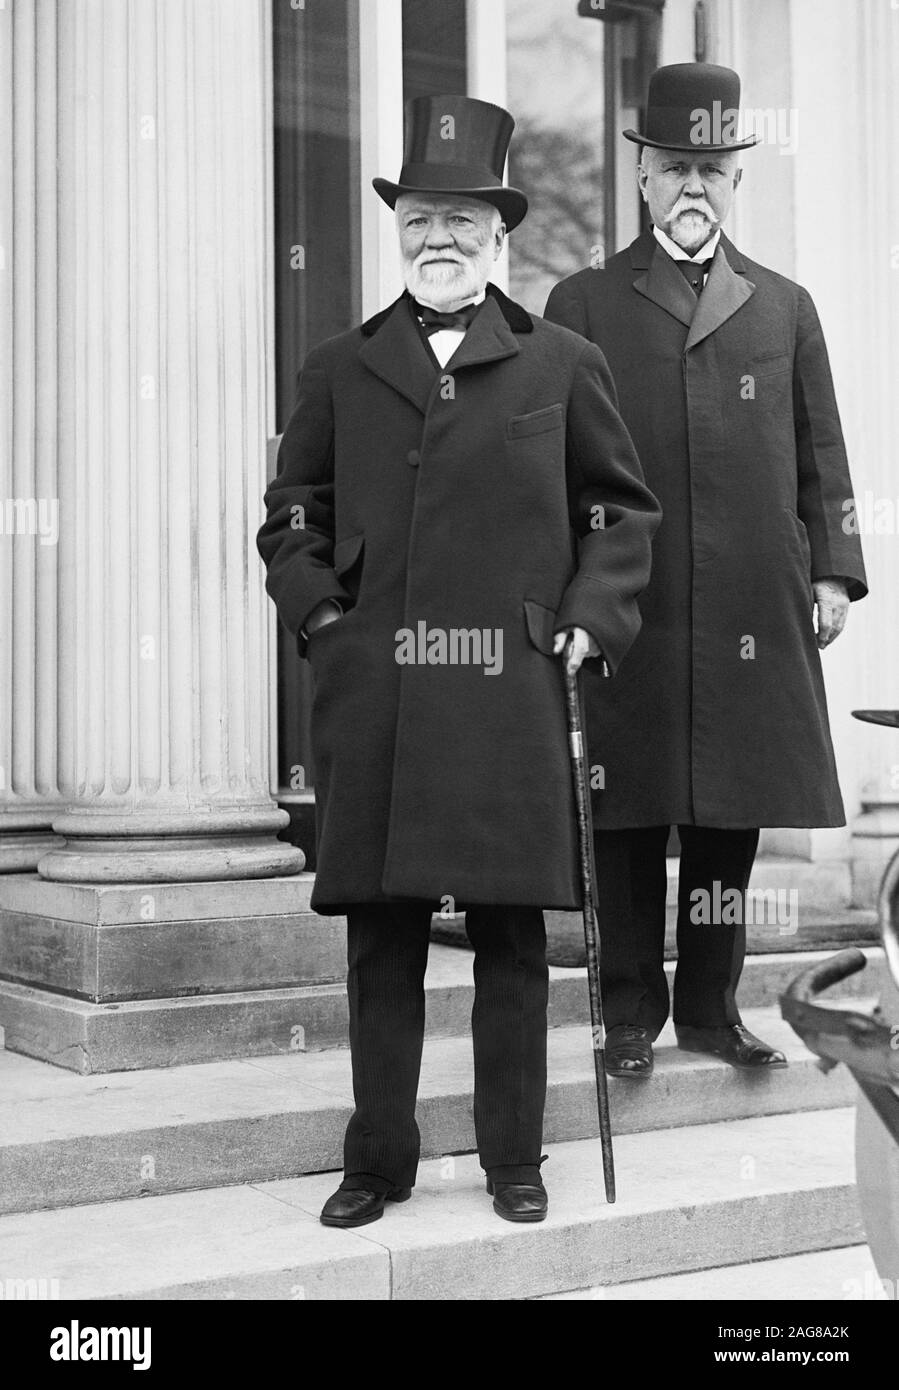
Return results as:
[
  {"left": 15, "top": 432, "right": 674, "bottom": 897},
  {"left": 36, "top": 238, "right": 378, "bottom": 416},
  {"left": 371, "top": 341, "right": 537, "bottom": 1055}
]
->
[{"left": 562, "top": 638, "right": 616, "bottom": 1203}]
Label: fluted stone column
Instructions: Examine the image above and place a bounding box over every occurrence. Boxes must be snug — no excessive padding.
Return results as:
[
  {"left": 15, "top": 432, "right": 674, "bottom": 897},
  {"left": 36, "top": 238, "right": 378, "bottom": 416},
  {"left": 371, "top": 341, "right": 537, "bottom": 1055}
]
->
[
  {"left": 7, "top": 0, "right": 301, "bottom": 883},
  {"left": 0, "top": 0, "right": 334, "bottom": 1075},
  {"left": 0, "top": 0, "right": 65, "bottom": 871},
  {"left": 788, "top": 0, "right": 899, "bottom": 907},
  {"left": 718, "top": 0, "right": 899, "bottom": 909}
]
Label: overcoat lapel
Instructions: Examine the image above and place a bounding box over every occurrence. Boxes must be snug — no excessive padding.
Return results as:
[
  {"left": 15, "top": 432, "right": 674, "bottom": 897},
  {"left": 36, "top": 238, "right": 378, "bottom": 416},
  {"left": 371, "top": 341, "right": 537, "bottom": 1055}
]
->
[
  {"left": 632, "top": 231, "right": 696, "bottom": 329},
  {"left": 358, "top": 297, "right": 437, "bottom": 414},
  {"left": 684, "top": 236, "right": 755, "bottom": 351},
  {"left": 440, "top": 294, "right": 521, "bottom": 371},
  {"left": 358, "top": 290, "right": 522, "bottom": 411},
  {"left": 629, "top": 228, "right": 756, "bottom": 346}
]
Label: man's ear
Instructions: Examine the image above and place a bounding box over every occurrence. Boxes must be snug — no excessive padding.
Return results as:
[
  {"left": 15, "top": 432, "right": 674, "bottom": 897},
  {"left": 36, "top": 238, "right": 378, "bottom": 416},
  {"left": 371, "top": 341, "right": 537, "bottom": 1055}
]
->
[
  {"left": 636, "top": 165, "right": 649, "bottom": 203},
  {"left": 494, "top": 222, "right": 506, "bottom": 257},
  {"left": 733, "top": 166, "right": 744, "bottom": 190}
]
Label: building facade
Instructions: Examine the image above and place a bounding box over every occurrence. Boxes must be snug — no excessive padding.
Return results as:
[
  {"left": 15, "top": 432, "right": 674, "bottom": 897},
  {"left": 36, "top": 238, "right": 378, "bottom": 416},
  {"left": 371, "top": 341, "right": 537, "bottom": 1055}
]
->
[{"left": 1, "top": 0, "right": 897, "bottom": 1071}]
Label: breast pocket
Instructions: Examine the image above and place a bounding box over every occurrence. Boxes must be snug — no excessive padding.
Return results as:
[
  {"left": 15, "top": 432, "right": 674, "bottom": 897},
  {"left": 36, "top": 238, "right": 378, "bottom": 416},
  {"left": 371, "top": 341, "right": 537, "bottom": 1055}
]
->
[
  {"left": 752, "top": 349, "right": 792, "bottom": 379},
  {"left": 505, "top": 403, "right": 565, "bottom": 467}
]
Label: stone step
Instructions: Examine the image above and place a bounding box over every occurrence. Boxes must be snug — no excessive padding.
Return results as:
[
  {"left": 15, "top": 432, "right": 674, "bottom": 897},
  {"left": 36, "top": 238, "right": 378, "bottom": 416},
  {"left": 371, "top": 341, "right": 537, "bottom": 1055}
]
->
[
  {"left": 0, "top": 943, "right": 884, "bottom": 1074},
  {"left": 535, "top": 1243, "right": 886, "bottom": 1300},
  {"left": 434, "top": 904, "right": 880, "bottom": 965},
  {"left": 0, "top": 1003, "right": 862, "bottom": 1215},
  {"left": 0, "top": 1109, "right": 861, "bottom": 1300},
  {"left": 1, "top": 858, "right": 866, "bottom": 1002},
  {"left": 0, "top": 873, "right": 335, "bottom": 1002}
]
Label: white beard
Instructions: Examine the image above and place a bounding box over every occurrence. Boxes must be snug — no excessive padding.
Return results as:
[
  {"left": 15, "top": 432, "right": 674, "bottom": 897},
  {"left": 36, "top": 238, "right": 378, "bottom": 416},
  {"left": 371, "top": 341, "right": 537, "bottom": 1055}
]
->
[
  {"left": 403, "top": 247, "right": 494, "bottom": 311},
  {"left": 667, "top": 209, "right": 717, "bottom": 254}
]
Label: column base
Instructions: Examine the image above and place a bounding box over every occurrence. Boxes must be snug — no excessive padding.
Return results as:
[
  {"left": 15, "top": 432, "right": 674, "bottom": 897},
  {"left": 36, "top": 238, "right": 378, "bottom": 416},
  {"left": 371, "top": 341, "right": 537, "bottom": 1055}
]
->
[
  {"left": 0, "top": 831, "right": 62, "bottom": 873},
  {"left": 38, "top": 806, "right": 304, "bottom": 882},
  {"left": 0, "top": 874, "right": 347, "bottom": 1072},
  {"left": 0, "top": 811, "right": 64, "bottom": 873}
]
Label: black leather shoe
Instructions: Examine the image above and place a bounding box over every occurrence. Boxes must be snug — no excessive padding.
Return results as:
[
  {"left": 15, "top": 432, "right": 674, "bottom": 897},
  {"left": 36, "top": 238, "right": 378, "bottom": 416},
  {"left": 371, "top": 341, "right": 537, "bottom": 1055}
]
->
[
  {"left": 485, "top": 1176, "right": 548, "bottom": 1223},
  {"left": 605, "top": 1024, "right": 654, "bottom": 1078},
  {"left": 320, "top": 1184, "right": 412, "bottom": 1228},
  {"left": 675, "top": 1023, "right": 787, "bottom": 1070}
]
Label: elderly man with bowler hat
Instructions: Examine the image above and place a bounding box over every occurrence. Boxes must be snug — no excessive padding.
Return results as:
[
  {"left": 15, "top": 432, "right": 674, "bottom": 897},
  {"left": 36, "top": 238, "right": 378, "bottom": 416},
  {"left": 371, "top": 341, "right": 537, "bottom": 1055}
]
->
[
  {"left": 258, "top": 97, "right": 660, "bottom": 1227},
  {"left": 546, "top": 63, "right": 867, "bottom": 1080}
]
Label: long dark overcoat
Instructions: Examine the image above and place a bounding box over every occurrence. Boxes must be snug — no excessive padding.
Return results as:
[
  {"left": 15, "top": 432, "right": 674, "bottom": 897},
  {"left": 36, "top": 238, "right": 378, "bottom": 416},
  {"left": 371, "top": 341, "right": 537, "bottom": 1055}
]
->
[
  {"left": 545, "top": 231, "right": 867, "bottom": 830},
  {"left": 258, "top": 286, "right": 660, "bottom": 911}
]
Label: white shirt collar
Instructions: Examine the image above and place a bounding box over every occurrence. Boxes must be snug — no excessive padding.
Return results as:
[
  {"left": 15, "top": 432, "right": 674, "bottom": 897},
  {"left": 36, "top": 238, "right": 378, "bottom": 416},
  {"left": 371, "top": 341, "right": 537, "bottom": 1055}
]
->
[
  {"left": 413, "top": 288, "right": 487, "bottom": 313},
  {"left": 415, "top": 290, "right": 486, "bottom": 369},
  {"left": 652, "top": 224, "right": 721, "bottom": 264}
]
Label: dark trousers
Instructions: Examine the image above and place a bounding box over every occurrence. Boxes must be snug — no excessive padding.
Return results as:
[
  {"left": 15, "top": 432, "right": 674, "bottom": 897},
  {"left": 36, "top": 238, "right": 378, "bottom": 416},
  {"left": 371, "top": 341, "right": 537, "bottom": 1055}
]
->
[
  {"left": 593, "top": 825, "right": 760, "bottom": 1038},
  {"left": 343, "top": 901, "right": 548, "bottom": 1190}
]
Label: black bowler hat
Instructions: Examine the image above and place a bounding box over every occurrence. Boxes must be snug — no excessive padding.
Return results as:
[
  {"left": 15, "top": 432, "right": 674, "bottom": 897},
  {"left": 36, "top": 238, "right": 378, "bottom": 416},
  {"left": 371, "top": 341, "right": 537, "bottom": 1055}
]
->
[
  {"left": 624, "top": 63, "right": 760, "bottom": 153},
  {"left": 373, "top": 95, "right": 528, "bottom": 232}
]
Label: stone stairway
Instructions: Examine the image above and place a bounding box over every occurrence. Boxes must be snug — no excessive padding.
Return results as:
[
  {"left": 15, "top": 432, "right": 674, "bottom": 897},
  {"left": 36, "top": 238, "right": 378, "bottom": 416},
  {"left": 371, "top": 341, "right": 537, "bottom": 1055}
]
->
[{"left": 0, "top": 942, "right": 882, "bottom": 1299}]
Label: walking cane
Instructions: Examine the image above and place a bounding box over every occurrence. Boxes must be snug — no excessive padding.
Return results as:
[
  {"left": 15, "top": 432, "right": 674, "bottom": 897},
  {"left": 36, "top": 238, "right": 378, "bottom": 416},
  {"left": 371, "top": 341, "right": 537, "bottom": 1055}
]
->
[{"left": 562, "top": 639, "right": 616, "bottom": 1203}]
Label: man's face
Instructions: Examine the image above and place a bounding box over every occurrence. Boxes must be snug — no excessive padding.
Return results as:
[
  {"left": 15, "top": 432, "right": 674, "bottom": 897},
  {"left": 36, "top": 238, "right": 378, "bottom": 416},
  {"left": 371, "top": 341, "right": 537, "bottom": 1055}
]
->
[
  {"left": 638, "top": 149, "right": 742, "bottom": 254},
  {"left": 396, "top": 195, "right": 505, "bottom": 310}
]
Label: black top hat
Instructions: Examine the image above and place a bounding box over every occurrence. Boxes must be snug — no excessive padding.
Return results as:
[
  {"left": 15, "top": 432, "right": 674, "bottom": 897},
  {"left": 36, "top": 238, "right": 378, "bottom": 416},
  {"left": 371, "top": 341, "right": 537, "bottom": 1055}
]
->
[
  {"left": 624, "top": 63, "right": 760, "bottom": 153},
  {"left": 373, "top": 95, "right": 528, "bottom": 232}
]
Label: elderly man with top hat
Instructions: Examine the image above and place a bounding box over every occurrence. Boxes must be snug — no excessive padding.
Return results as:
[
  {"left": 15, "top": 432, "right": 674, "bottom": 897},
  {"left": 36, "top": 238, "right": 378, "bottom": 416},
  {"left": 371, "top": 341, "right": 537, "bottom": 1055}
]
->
[
  {"left": 258, "top": 96, "right": 659, "bottom": 1227},
  {"left": 545, "top": 64, "right": 868, "bottom": 1078}
]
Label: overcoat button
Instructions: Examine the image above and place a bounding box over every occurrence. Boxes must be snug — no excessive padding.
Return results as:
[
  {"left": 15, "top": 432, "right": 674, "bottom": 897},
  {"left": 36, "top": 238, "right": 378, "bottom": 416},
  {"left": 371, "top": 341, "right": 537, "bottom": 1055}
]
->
[{"left": 407, "top": 450, "right": 420, "bottom": 467}]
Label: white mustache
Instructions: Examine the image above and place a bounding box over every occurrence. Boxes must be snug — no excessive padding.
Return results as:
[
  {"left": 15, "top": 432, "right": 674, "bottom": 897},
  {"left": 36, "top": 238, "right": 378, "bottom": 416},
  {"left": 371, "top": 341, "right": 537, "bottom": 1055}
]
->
[{"left": 672, "top": 203, "right": 715, "bottom": 222}]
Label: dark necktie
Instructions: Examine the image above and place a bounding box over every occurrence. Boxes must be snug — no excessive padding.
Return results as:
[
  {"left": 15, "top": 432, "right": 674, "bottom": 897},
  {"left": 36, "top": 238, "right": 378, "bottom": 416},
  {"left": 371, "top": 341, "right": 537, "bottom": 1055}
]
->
[
  {"left": 675, "top": 259, "right": 708, "bottom": 295},
  {"left": 413, "top": 300, "right": 480, "bottom": 335}
]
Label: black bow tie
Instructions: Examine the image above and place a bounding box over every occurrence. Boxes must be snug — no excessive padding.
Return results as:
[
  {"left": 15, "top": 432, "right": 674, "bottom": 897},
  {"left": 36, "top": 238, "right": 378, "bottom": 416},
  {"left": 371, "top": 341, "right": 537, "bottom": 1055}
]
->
[
  {"left": 413, "top": 300, "right": 480, "bottom": 335},
  {"left": 675, "top": 258, "right": 710, "bottom": 293}
]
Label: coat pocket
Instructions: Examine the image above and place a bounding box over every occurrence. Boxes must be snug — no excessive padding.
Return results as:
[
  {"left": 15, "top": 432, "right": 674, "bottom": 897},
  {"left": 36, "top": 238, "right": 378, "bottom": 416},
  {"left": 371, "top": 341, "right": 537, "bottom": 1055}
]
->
[
  {"left": 752, "top": 350, "right": 792, "bottom": 379},
  {"left": 506, "top": 403, "right": 564, "bottom": 439},
  {"left": 784, "top": 508, "right": 812, "bottom": 579},
  {"left": 523, "top": 599, "right": 559, "bottom": 656},
  {"left": 333, "top": 532, "right": 365, "bottom": 606},
  {"left": 334, "top": 532, "right": 364, "bottom": 575}
]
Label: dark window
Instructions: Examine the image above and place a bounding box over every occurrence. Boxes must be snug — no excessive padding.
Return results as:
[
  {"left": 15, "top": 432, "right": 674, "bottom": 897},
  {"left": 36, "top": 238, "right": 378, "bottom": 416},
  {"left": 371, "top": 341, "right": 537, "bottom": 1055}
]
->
[
  {"left": 402, "top": 0, "right": 467, "bottom": 102},
  {"left": 270, "top": 0, "right": 363, "bottom": 855},
  {"left": 272, "top": 0, "right": 362, "bottom": 430}
]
